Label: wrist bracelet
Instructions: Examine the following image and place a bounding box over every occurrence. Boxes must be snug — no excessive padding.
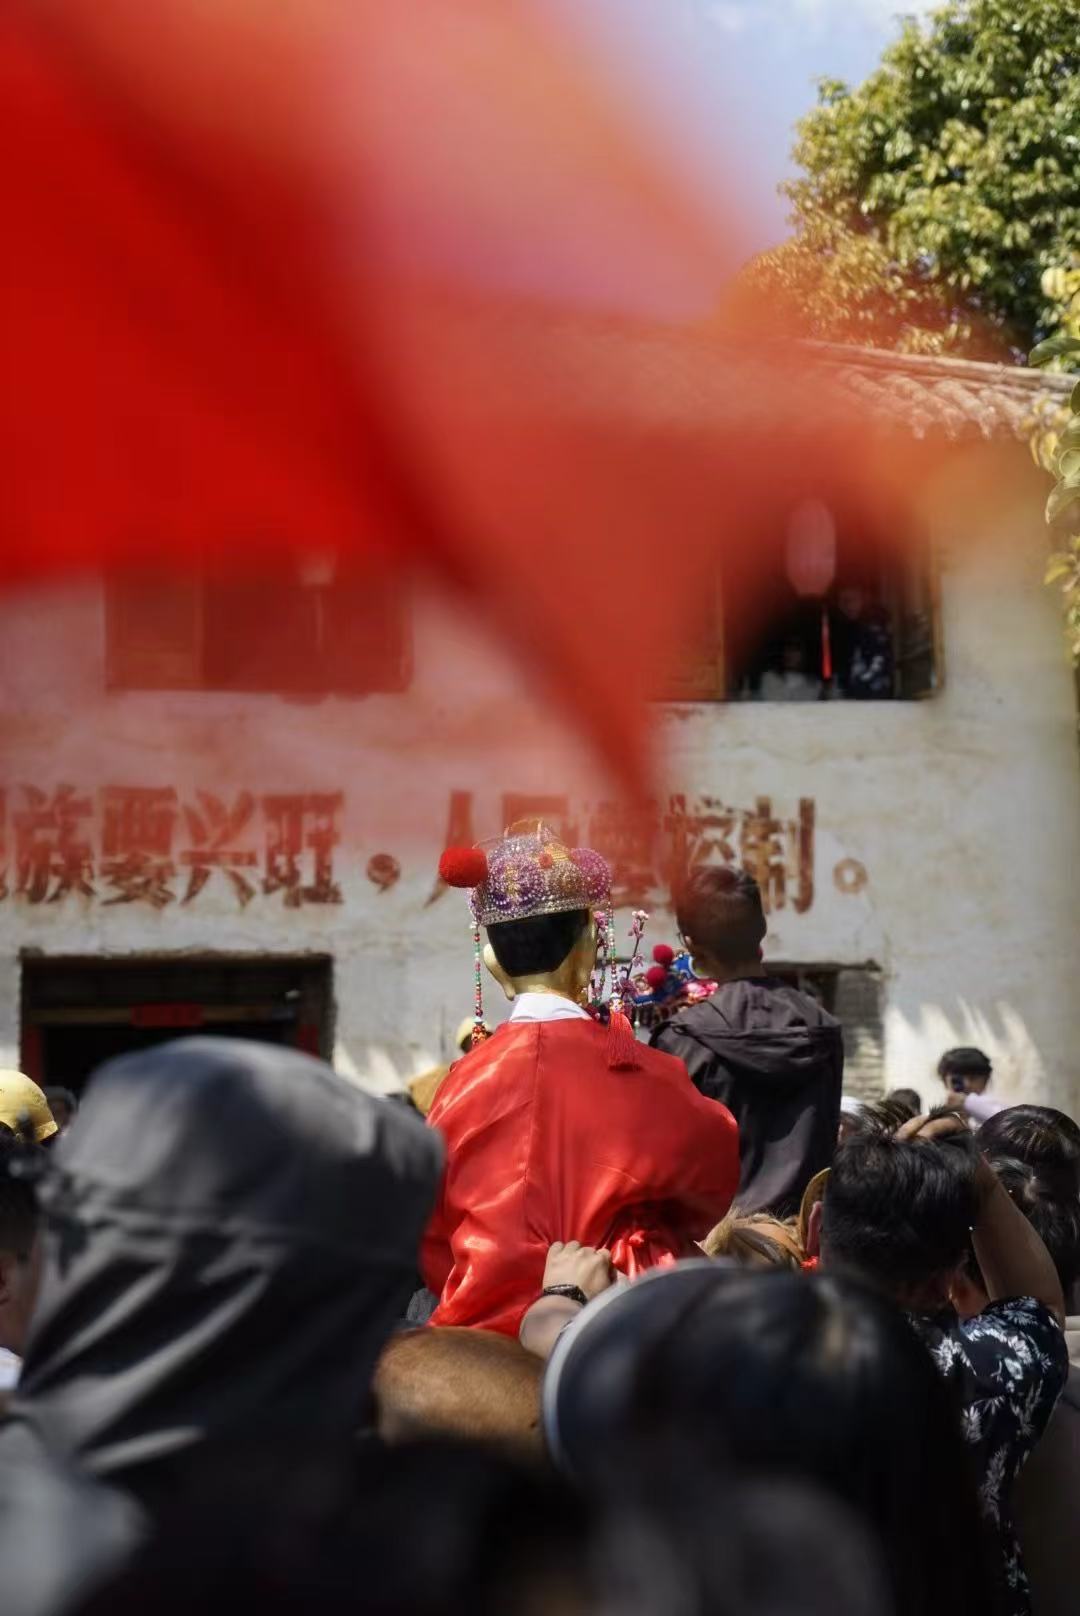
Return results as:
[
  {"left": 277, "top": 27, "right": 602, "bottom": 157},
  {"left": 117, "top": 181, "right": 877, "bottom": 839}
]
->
[{"left": 541, "top": 1283, "right": 589, "bottom": 1308}]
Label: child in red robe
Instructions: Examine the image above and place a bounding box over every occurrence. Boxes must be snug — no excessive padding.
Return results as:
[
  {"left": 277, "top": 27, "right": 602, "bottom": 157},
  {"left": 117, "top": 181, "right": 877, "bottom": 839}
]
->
[{"left": 422, "top": 823, "right": 739, "bottom": 1337}]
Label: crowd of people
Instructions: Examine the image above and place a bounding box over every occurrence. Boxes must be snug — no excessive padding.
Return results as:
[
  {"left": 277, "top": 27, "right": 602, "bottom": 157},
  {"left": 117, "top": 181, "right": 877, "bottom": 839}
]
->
[{"left": 0, "top": 828, "right": 1077, "bottom": 1616}]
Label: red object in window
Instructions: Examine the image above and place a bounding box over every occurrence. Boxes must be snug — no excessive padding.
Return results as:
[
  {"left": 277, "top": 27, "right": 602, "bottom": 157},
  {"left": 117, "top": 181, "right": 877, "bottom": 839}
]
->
[
  {"left": 820, "top": 606, "right": 833, "bottom": 683},
  {"left": 295, "top": 1022, "right": 321, "bottom": 1057},
  {"left": 785, "top": 501, "right": 838, "bottom": 598},
  {"left": 19, "top": 1024, "right": 44, "bottom": 1084},
  {"left": 131, "top": 1003, "right": 204, "bottom": 1029}
]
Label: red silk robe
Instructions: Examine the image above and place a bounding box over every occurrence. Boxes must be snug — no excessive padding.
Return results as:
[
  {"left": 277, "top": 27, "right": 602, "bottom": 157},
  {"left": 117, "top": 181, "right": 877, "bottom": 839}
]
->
[{"left": 422, "top": 1018, "right": 739, "bottom": 1336}]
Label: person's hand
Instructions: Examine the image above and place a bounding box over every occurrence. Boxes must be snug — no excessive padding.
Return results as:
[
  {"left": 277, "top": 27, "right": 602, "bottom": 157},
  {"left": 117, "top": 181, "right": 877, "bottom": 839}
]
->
[
  {"left": 942, "top": 1089, "right": 968, "bottom": 1112},
  {"left": 542, "top": 1241, "right": 615, "bottom": 1301},
  {"left": 896, "top": 1112, "right": 970, "bottom": 1143}
]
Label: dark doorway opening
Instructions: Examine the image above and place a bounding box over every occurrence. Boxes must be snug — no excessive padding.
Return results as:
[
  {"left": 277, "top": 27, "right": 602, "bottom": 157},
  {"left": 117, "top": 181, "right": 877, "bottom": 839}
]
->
[{"left": 20, "top": 955, "right": 333, "bottom": 1095}]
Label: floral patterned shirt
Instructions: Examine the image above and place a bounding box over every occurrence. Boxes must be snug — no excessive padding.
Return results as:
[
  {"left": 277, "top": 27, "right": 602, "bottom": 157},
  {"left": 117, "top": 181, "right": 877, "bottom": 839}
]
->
[{"left": 910, "top": 1298, "right": 1068, "bottom": 1616}]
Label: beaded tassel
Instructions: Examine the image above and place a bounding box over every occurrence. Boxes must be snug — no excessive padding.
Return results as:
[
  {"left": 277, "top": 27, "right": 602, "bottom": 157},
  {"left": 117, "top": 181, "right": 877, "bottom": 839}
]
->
[
  {"left": 607, "top": 910, "right": 622, "bottom": 1012},
  {"left": 471, "top": 921, "right": 490, "bottom": 1043},
  {"left": 590, "top": 908, "right": 612, "bottom": 1008}
]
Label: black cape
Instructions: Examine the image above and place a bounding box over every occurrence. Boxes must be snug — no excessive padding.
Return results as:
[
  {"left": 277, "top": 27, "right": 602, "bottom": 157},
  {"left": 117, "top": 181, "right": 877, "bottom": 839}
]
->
[
  {"left": 651, "top": 979, "right": 843, "bottom": 1216},
  {"left": 2, "top": 1037, "right": 442, "bottom": 1516},
  {"left": 0, "top": 1421, "right": 138, "bottom": 1616}
]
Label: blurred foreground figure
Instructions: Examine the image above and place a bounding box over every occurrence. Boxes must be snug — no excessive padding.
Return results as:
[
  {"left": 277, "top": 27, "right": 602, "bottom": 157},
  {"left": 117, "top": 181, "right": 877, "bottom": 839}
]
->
[
  {"left": 0, "top": 1038, "right": 440, "bottom": 1614},
  {"left": 424, "top": 824, "right": 739, "bottom": 1333},
  {"left": 542, "top": 1262, "right": 1002, "bottom": 1616},
  {"left": 72, "top": 1435, "right": 889, "bottom": 1616}
]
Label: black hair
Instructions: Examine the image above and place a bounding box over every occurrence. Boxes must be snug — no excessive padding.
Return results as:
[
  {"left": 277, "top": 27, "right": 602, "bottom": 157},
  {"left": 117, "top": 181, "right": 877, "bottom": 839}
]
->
[
  {"left": 673, "top": 865, "right": 766, "bottom": 968},
  {"left": 976, "top": 1105, "right": 1080, "bottom": 1195},
  {"left": 983, "top": 1153, "right": 1080, "bottom": 1295},
  {"left": 486, "top": 909, "right": 589, "bottom": 978},
  {"left": 563, "top": 1272, "right": 1001, "bottom": 1616},
  {"left": 857, "top": 1094, "right": 919, "bottom": 1135},
  {"left": 0, "top": 1132, "right": 41, "bottom": 1258},
  {"left": 73, "top": 1432, "right": 895, "bottom": 1616},
  {"left": 885, "top": 1087, "right": 922, "bottom": 1120},
  {"left": 937, "top": 1047, "right": 992, "bottom": 1081},
  {"left": 822, "top": 1133, "right": 977, "bottom": 1290}
]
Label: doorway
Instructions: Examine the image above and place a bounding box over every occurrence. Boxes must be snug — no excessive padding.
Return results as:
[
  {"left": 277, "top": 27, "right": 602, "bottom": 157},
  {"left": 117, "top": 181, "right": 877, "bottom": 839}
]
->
[{"left": 20, "top": 954, "right": 333, "bottom": 1095}]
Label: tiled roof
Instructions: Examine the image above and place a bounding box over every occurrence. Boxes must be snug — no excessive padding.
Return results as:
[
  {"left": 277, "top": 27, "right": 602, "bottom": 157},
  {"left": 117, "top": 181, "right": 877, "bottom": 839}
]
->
[
  {"left": 436, "top": 309, "right": 1074, "bottom": 444},
  {"left": 799, "top": 343, "right": 1074, "bottom": 442}
]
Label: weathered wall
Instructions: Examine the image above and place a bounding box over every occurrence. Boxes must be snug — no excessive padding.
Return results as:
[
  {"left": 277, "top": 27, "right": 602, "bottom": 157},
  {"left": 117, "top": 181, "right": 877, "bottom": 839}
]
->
[{"left": 0, "top": 465, "right": 1077, "bottom": 1111}]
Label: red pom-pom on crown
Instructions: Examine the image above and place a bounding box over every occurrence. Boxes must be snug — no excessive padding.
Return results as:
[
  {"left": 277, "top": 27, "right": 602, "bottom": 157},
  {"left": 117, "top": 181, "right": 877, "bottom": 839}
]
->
[
  {"left": 652, "top": 943, "right": 675, "bottom": 967},
  {"left": 645, "top": 964, "right": 669, "bottom": 990},
  {"left": 439, "top": 847, "right": 489, "bottom": 888}
]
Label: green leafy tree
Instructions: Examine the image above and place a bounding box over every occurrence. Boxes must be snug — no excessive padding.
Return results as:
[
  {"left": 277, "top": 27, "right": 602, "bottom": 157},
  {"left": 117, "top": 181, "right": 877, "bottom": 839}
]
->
[
  {"left": 758, "top": 1, "right": 1080, "bottom": 356},
  {"left": 1030, "top": 333, "right": 1080, "bottom": 666}
]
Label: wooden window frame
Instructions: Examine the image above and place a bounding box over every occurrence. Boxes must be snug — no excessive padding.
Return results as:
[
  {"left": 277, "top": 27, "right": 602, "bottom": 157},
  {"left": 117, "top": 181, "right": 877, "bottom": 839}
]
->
[
  {"left": 652, "top": 535, "right": 943, "bottom": 705},
  {"left": 104, "top": 574, "right": 412, "bottom": 697}
]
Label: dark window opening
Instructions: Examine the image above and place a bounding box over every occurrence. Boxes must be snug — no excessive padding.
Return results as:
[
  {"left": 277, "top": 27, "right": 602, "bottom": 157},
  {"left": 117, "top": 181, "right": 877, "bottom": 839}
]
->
[
  {"left": 20, "top": 954, "right": 333, "bottom": 1095},
  {"left": 105, "top": 567, "right": 411, "bottom": 696},
  {"left": 655, "top": 500, "right": 940, "bottom": 704}
]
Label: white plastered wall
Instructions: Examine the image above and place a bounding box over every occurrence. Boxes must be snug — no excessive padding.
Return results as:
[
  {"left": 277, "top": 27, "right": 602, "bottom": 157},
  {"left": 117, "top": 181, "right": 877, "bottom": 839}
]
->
[{"left": 0, "top": 464, "right": 1077, "bottom": 1109}]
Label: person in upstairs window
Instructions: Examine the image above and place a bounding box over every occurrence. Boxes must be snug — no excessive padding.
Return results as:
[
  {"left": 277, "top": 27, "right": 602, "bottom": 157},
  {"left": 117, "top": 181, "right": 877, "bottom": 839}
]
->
[
  {"left": 757, "top": 638, "right": 822, "bottom": 702},
  {"left": 830, "top": 586, "right": 895, "bottom": 699}
]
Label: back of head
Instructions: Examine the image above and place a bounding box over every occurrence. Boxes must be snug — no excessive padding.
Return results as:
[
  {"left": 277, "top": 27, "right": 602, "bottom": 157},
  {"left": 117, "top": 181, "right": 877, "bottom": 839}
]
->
[
  {"left": 486, "top": 908, "right": 589, "bottom": 978},
  {"left": 673, "top": 865, "right": 766, "bottom": 969},
  {"left": 821, "top": 1132, "right": 976, "bottom": 1299},
  {"left": 977, "top": 1105, "right": 1080, "bottom": 1195},
  {"left": 17, "top": 1038, "right": 442, "bottom": 1491},
  {"left": 374, "top": 1328, "right": 542, "bottom": 1454},
  {"left": 859, "top": 1094, "right": 922, "bottom": 1134},
  {"left": 545, "top": 1265, "right": 998, "bottom": 1616},
  {"left": 938, "top": 1046, "right": 992, "bottom": 1085},
  {"left": 702, "top": 1211, "right": 803, "bottom": 1270},
  {"left": 884, "top": 1087, "right": 922, "bottom": 1121},
  {"left": 985, "top": 1152, "right": 1080, "bottom": 1298}
]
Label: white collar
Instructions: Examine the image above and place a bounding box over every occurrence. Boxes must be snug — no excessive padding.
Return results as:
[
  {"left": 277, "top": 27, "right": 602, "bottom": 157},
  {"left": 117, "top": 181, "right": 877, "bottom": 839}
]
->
[{"left": 508, "top": 992, "right": 591, "bottom": 1023}]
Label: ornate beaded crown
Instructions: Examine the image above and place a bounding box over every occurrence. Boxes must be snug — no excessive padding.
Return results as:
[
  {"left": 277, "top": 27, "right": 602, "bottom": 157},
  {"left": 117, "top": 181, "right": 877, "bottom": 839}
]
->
[{"left": 439, "top": 821, "right": 611, "bottom": 928}]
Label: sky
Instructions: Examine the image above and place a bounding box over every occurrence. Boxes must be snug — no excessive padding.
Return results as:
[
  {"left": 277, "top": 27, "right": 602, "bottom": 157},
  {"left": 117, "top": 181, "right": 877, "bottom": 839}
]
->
[{"left": 686, "top": 0, "right": 940, "bottom": 248}]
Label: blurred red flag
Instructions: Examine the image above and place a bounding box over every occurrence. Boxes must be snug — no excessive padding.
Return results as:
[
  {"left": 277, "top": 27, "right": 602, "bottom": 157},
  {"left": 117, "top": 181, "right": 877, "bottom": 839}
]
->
[{"left": 1, "top": 1, "right": 940, "bottom": 791}]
